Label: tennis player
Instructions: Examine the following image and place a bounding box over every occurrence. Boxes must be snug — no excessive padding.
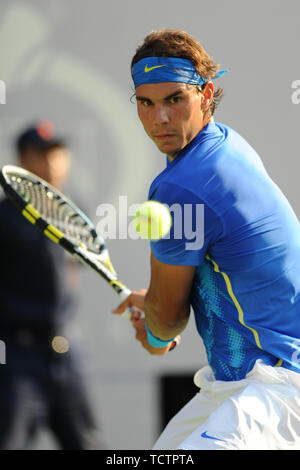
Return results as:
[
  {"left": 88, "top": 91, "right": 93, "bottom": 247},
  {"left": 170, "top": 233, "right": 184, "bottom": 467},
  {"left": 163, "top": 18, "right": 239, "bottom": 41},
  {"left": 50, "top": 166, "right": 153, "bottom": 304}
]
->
[{"left": 113, "top": 29, "right": 300, "bottom": 450}]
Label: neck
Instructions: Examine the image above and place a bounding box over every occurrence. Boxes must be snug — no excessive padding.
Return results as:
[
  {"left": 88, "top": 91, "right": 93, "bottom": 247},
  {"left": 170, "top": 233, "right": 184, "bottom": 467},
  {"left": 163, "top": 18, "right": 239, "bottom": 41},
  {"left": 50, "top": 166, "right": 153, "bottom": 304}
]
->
[{"left": 167, "top": 116, "right": 214, "bottom": 162}]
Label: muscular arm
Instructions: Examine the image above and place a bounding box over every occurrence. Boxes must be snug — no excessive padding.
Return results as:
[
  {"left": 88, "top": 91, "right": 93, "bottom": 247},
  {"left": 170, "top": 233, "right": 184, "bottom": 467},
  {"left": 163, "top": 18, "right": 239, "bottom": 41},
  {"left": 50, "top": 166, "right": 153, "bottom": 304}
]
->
[
  {"left": 144, "top": 251, "right": 195, "bottom": 340},
  {"left": 112, "top": 251, "right": 196, "bottom": 354}
]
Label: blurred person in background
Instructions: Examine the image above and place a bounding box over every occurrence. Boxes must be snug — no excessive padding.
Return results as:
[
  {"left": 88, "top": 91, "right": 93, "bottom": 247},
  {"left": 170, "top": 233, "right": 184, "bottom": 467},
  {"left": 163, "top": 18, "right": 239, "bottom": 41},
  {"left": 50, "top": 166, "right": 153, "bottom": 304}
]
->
[{"left": 0, "top": 121, "right": 106, "bottom": 450}]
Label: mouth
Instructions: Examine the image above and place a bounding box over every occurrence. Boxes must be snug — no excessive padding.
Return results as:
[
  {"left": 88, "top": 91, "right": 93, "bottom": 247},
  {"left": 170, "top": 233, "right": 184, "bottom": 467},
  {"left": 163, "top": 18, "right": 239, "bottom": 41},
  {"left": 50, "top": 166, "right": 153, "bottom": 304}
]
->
[{"left": 153, "top": 133, "right": 176, "bottom": 141}]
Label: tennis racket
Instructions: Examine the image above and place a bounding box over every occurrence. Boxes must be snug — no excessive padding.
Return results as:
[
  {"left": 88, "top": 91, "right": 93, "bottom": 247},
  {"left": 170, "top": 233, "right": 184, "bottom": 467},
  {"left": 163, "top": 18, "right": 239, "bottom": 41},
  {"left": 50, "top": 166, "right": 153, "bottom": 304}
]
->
[{"left": 0, "top": 165, "right": 179, "bottom": 349}]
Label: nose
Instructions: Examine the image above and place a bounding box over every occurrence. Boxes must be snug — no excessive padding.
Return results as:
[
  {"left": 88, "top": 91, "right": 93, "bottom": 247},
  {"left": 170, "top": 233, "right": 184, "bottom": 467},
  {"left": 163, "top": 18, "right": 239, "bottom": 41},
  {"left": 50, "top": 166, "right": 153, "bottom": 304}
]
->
[{"left": 153, "top": 104, "right": 170, "bottom": 124}]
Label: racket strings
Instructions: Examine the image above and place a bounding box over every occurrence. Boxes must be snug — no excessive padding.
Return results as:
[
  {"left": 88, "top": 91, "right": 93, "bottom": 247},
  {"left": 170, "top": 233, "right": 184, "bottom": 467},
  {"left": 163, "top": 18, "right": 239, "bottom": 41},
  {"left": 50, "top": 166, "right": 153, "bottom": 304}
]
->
[{"left": 9, "top": 175, "right": 99, "bottom": 252}]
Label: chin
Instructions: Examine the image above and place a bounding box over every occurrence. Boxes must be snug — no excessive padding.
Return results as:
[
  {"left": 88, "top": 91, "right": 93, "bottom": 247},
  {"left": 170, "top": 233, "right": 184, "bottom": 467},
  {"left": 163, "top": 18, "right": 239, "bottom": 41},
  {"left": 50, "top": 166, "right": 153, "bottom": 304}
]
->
[{"left": 157, "top": 143, "right": 180, "bottom": 155}]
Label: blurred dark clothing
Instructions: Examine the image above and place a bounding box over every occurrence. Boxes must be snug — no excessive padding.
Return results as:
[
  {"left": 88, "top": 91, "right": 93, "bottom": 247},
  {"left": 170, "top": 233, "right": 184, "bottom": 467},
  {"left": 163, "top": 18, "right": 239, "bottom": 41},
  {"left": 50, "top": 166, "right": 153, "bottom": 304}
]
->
[
  {"left": 0, "top": 197, "right": 105, "bottom": 450},
  {"left": 0, "top": 198, "right": 74, "bottom": 336}
]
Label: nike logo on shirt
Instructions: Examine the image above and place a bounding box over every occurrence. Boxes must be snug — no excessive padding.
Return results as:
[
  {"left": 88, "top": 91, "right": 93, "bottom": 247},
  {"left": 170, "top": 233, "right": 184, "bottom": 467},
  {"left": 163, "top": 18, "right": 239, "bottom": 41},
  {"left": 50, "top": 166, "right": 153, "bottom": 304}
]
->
[{"left": 201, "top": 431, "right": 226, "bottom": 442}]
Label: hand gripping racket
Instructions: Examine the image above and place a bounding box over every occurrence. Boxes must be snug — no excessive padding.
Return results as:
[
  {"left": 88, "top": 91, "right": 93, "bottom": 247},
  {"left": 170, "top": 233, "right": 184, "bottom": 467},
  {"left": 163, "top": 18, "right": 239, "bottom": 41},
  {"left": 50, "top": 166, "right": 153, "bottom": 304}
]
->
[{"left": 0, "top": 165, "right": 179, "bottom": 349}]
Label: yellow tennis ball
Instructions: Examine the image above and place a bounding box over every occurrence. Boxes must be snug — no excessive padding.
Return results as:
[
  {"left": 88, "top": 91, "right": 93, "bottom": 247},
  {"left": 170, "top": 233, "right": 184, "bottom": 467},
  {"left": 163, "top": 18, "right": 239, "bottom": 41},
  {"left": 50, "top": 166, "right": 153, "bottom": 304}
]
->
[{"left": 134, "top": 201, "right": 172, "bottom": 240}]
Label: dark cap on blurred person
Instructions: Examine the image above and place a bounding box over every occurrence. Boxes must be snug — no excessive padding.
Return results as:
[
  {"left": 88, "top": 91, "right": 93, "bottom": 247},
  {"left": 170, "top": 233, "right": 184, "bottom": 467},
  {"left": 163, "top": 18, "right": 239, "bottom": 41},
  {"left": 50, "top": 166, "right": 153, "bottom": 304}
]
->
[{"left": 16, "top": 120, "right": 67, "bottom": 154}]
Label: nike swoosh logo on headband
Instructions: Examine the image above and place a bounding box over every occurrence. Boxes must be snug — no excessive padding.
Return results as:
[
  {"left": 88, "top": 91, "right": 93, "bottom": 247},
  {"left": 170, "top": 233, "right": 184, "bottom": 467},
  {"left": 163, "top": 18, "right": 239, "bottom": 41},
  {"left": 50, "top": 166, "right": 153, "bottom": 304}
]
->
[{"left": 144, "top": 64, "right": 167, "bottom": 72}]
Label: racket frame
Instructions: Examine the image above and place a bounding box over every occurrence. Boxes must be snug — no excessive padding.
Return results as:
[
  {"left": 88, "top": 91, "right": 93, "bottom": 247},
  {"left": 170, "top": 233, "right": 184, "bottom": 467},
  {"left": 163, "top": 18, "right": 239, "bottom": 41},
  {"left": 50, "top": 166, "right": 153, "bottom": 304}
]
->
[
  {"left": 0, "top": 165, "right": 131, "bottom": 316},
  {"left": 0, "top": 165, "right": 179, "bottom": 344}
]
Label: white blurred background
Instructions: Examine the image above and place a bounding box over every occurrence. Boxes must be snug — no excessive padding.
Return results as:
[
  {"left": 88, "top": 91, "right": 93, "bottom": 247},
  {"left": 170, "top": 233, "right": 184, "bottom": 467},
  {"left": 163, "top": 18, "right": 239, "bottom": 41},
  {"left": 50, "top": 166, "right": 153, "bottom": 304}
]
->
[{"left": 0, "top": 0, "right": 299, "bottom": 449}]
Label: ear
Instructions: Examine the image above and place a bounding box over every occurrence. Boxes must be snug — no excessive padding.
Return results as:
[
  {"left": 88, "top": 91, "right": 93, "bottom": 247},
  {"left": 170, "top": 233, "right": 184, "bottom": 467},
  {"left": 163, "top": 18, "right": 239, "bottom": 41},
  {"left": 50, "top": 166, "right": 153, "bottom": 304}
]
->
[{"left": 201, "top": 81, "right": 214, "bottom": 111}]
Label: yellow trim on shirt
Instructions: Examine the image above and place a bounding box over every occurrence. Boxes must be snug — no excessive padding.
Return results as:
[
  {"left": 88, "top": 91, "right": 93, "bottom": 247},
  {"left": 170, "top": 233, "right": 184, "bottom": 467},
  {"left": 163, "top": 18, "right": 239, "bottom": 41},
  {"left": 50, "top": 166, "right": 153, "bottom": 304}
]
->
[
  {"left": 275, "top": 359, "right": 283, "bottom": 367},
  {"left": 206, "top": 254, "right": 262, "bottom": 350}
]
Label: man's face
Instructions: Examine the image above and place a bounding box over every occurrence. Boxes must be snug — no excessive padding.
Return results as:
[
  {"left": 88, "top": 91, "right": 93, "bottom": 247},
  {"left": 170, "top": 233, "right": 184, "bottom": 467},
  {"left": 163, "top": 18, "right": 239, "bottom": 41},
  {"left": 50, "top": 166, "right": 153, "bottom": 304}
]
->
[
  {"left": 136, "top": 81, "right": 213, "bottom": 160},
  {"left": 19, "top": 146, "right": 71, "bottom": 189}
]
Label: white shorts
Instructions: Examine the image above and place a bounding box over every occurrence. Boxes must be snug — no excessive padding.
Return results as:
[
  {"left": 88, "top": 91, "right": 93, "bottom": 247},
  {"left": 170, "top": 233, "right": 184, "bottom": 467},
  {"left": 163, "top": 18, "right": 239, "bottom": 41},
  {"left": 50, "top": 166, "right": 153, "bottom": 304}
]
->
[{"left": 153, "top": 360, "right": 300, "bottom": 450}]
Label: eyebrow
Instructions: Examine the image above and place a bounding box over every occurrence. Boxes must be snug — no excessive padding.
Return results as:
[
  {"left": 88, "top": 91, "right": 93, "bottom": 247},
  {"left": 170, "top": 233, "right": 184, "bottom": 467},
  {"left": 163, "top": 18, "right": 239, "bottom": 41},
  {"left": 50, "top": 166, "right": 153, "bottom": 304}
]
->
[{"left": 136, "top": 90, "right": 184, "bottom": 102}]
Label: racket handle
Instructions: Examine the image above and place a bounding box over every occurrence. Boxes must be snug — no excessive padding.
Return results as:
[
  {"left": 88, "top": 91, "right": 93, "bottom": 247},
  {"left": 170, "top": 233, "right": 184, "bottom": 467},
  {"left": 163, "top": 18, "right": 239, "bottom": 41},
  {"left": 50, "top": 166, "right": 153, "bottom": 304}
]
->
[
  {"left": 118, "top": 287, "right": 141, "bottom": 321},
  {"left": 119, "top": 287, "right": 132, "bottom": 302},
  {"left": 122, "top": 309, "right": 134, "bottom": 321}
]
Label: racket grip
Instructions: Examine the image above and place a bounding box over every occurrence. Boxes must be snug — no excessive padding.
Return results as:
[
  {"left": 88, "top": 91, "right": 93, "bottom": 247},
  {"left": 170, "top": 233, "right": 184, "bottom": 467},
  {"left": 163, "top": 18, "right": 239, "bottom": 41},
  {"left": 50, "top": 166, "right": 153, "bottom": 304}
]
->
[
  {"left": 119, "top": 287, "right": 132, "bottom": 302},
  {"left": 118, "top": 287, "right": 141, "bottom": 321}
]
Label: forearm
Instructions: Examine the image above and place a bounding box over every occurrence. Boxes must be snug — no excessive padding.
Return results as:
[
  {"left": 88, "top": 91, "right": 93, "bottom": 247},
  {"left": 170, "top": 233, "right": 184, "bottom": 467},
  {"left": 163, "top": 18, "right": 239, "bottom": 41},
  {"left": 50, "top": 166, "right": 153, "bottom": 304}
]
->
[{"left": 144, "top": 290, "right": 190, "bottom": 341}]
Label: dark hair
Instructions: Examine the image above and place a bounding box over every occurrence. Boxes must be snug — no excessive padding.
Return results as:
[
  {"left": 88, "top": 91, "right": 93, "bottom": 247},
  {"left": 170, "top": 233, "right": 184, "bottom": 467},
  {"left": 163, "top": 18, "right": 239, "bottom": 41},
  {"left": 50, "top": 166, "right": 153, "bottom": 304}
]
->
[
  {"left": 16, "top": 122, "right": 66, "bottom": 155},
  {"left": 131, "top": 29, "right": 224, "bottom": 116}
]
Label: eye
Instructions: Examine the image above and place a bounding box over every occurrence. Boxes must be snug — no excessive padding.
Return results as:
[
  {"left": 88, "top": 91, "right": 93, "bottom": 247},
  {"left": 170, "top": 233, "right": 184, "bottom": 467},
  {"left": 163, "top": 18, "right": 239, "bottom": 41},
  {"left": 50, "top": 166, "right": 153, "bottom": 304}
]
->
[
  {"left": 169, "top": 95, "right": 181, "bottom": 104},
  {"left": 138, "top": 99, "right": 152, "bottom": 107}
]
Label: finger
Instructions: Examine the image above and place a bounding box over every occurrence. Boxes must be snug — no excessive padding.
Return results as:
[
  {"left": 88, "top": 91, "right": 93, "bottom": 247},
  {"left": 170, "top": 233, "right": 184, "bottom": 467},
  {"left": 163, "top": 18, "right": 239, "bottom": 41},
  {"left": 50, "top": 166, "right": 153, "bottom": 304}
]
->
[
  {"left": 131, "top": 310, "right": 143, "bottom": 322},
  {"left": 134, "top": 326, "right": 147, "bottom": 342},
  {"left": 112, "top": 298, "right": 131, "bottom": 314}
]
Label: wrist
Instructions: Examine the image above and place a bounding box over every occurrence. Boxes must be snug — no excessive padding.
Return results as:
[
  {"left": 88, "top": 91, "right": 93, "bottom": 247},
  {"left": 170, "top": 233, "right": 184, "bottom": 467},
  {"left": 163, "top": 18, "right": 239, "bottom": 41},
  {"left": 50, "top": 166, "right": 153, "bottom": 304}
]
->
[{"left": 145, "top": 321, "right": 175, "bottom": 348}]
